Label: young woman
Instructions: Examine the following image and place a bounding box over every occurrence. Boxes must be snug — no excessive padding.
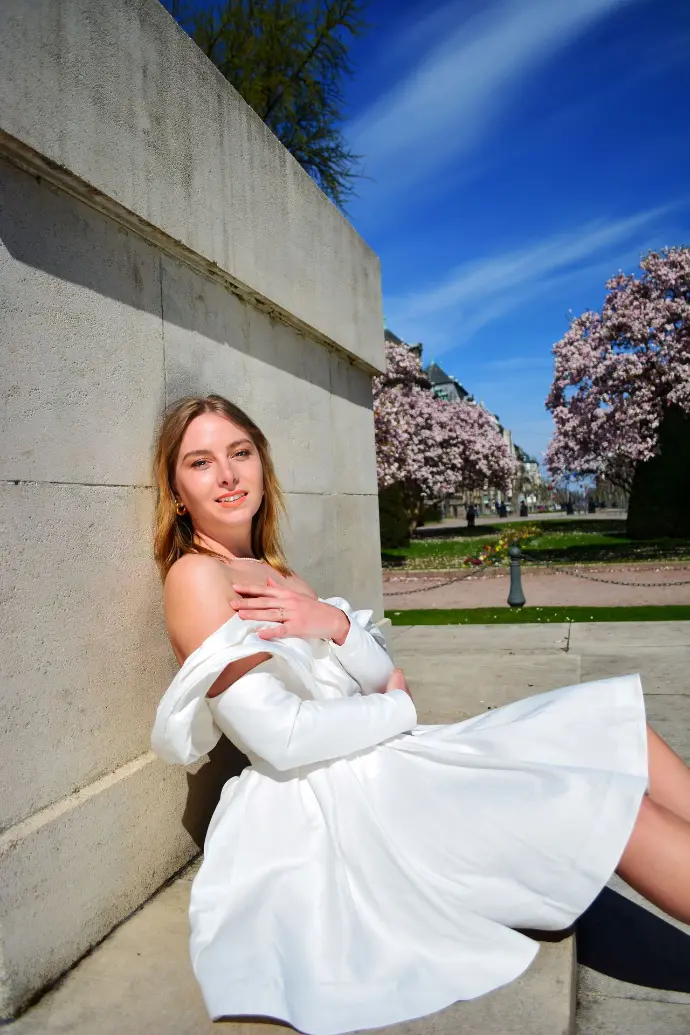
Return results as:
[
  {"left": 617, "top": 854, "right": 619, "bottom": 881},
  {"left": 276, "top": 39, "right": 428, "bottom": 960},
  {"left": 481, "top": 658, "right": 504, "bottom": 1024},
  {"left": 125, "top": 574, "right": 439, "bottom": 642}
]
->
[{"left": 151, "top": 394, "right": 690, "bottom": 1035}]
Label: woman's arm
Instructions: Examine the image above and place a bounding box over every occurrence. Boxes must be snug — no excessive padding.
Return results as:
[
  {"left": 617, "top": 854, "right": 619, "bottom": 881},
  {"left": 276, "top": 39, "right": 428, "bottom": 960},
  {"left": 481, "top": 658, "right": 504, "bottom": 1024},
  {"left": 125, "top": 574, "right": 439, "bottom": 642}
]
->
[
  {"left": 165, "top": 554, "right": 271, "bottom": 696},
  {"left": 208, "top": 666, "right": 416, "bottom": 771},
  {"left": 326, "top": 600, "right": 395, "bottom": 695},
  {"left": 228, "top": 583, "right": 394, "bottom": 694},
  {"left": 154, "top": 561, "right": 416, "bottom": 768}
]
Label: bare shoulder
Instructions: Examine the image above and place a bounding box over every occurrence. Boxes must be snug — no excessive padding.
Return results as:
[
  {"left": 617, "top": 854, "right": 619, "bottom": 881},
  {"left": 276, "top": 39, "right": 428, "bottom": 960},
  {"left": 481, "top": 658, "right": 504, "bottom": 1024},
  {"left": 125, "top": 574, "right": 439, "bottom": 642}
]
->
[
  {"left": 165, "top": 553, "right": 231, "bottom": 610},
  {"left": 164, "top": 554, "right": 237, "bottom": 663},
  {"left": 166, "top": 551, "right": 224, "bottom": 587}
]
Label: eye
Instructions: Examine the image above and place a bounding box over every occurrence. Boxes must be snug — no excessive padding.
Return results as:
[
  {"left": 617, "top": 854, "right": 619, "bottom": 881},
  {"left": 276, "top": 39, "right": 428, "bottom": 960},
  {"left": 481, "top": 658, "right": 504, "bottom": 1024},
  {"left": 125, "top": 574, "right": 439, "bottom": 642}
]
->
[
  {"left": 191, "top": 459, "right": 209, "bottom": 468},
  {"left": 234, "top": 449, "right": 251, "bottom": 459}
]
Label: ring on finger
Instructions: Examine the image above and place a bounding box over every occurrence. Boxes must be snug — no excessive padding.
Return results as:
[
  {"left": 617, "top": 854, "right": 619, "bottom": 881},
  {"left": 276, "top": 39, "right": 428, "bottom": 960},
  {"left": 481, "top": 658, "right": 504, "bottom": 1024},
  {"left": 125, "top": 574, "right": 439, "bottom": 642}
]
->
[{"left": 279, "top": 607, "right": 284, "bottom": 622}]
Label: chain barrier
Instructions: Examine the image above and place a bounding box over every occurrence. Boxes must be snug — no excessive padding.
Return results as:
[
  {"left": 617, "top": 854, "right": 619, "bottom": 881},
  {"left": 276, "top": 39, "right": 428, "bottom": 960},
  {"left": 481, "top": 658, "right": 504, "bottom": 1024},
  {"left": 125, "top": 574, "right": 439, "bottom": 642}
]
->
[
  {"left": 384, "top": 552, "right": 690, "bottom": 596},
  {"left": 519, "top": 552, "right": 690, "bottom": 587},
  {"left": 384, "top": 570, "right": 481, "bottom": 596}
]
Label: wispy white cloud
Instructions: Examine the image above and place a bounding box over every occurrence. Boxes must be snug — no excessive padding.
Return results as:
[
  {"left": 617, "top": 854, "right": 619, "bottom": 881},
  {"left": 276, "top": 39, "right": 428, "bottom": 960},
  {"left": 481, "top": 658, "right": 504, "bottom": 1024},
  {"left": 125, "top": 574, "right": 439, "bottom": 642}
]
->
[
  {"left": 348, "top": 0, "right": 642, "bottom": 194},
  {"left": 482, "top": 355, "right": 554, "bottom": 373},
  {"left": 384, "top": 205, "right": 670, "bottom": 348}
]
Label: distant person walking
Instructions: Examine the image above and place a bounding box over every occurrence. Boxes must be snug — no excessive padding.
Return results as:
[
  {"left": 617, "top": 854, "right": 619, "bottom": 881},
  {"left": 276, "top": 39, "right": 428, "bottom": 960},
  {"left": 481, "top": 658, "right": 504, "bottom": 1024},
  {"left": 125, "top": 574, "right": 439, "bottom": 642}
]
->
[
  {"left": 566, "top": 500, "right": 574, "bottom": 515},
  {"left": 466, "top": 504, "right": 476, "bottom": 529},
  {"left": 519, "top": 501, "right": 528, "bottom": 518},
  {"left": 499, "top": 502, "right": 508, "bottom": 519}
]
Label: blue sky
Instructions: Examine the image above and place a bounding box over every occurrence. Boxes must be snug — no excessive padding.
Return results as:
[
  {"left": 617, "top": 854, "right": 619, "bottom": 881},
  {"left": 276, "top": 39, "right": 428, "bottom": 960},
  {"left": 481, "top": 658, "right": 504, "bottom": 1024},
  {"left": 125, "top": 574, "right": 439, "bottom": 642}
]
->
[{"left": 341, "top": 0, "right": 690, "bottom": 460}]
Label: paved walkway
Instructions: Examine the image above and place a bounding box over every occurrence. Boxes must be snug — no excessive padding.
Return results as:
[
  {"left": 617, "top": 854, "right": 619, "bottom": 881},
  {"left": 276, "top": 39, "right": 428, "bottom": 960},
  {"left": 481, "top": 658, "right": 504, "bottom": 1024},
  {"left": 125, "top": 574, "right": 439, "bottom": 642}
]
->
[
  {"left": 384, "top": 563, "right": 690, "bottom": 609},
  {"left": 6, "top": 623, "right": 689, "bottom": 1035},
  {"left": 388, "top": 621, "right": 690, "bottom": 1035}
]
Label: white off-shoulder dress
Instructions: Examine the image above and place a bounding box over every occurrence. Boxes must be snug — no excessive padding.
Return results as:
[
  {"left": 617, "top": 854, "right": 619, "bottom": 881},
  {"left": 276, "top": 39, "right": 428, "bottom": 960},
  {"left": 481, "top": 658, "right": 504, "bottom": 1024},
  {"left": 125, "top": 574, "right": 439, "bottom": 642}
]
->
[{"left": 151, "top": 597, "right": 648, "bottom": 1035}]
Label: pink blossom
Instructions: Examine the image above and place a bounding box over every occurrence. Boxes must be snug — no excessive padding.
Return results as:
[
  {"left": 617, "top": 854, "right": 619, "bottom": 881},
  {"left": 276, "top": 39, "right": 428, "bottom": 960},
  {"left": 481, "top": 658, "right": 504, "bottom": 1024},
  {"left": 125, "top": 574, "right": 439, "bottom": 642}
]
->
[
  {"left": 545, "top": 246, "right": 690, "bottom": 489},
  {"left": 373, "top": 340, "right": 517, "bottom": 509}
]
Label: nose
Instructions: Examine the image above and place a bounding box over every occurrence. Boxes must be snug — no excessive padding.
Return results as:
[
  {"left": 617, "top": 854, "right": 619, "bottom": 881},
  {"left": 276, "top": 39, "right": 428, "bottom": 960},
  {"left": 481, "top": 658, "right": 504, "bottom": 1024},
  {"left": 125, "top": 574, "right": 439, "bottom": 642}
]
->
[{"left": 217, "top": 457, "right": 239, "bottom": 488}]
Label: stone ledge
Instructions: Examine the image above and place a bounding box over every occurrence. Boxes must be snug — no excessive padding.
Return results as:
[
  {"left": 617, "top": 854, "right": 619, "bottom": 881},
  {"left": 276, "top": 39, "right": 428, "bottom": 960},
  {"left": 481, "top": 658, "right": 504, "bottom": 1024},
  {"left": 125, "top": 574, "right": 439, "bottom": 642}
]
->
[
  {"left": 0, "top": 752, "right": 199, "bottom": 1018},
  {"left": 4, "top": 870, "right": 576, "bottom": 1035}
]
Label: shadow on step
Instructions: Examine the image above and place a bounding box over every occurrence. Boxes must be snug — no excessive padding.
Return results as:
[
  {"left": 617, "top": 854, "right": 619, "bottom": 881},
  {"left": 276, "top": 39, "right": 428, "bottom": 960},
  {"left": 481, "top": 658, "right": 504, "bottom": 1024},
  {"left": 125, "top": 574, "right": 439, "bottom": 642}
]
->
[{"left": 577, "top": 886, "right": 690, "bottom": 992}]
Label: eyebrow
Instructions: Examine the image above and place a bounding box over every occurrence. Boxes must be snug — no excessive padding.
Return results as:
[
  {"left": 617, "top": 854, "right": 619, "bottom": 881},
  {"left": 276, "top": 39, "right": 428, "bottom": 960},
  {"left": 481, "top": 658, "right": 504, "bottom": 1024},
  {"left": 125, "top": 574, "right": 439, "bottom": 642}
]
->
[{"left": 182, "top": 439, "right": 253, "bottom": 461}]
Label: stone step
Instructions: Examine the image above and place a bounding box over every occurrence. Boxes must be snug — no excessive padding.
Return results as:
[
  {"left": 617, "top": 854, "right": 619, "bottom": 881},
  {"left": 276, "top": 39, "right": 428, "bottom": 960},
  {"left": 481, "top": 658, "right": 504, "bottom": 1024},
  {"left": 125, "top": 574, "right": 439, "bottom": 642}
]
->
[{"left": 5, "top": 857, "right": 576, "bottom": 1035}]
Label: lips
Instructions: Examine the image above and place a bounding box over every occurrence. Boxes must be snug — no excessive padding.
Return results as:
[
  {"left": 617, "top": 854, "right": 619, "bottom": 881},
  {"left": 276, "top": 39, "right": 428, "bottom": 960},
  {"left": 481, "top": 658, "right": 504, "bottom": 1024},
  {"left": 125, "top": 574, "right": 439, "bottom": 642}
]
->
[{"left": 216, "top": 491, "right": 248, "bottom": 508}]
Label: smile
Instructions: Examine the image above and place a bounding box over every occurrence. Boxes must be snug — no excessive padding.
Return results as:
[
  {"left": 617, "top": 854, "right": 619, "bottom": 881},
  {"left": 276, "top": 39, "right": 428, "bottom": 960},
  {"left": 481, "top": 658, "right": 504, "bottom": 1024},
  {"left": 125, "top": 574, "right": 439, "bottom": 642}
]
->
[{"left": 216, "top": 492, "right": 248, "bottom": 506}]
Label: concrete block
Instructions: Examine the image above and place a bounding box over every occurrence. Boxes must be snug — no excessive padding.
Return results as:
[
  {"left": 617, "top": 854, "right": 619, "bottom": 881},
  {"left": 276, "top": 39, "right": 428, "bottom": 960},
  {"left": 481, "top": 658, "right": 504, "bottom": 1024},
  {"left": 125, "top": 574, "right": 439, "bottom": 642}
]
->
[
  {"left": 272, "top": 491, "right": 381, "bottom": 614},
  {"left": 569, "top": 622, "right": 690, "bottom": 651},
  {"left": 273, "top": 492, "right": 384, "bottom": 616},
  {"left": 0, "top": 0, "right": 384, "bottom": 371},
  {"left": 5, "top": 872, "right": 575, "bottom": 1035},
  {"left": 639, "top": 695, "right": 690, "bottom": 763},
  {"left": 387, "top": 624, "right": 571, "bottom": 654},
  {"left": 329, "top": 351, "right": 378, "bottom": 495},
  {"left": 161, "top": 255, "right": 336, "bottom": 495},
  {"left": 577, "top": 994, "right": 690, "bottom": 1034},
  {"left": 0, "top": 158, "right": 165, "bottom": 485},
  {"left": 0, "top": 752, "right": 198, "bottom": 1019},
  {"left": 282, "top": 492, "right": 338, "bottom": 597},
  {"left": 391, "top": 652, "right": 582, "bottom": 725},
  {"left": 579, "top": 649, "right": 690, "bottom": 695},
  {"left": 0, "top": 482, "right": 177, "bottom": 830},
  {"left": 388, "top": 625, "right": 414, "bottom": 645},
  {"left": 579, "top": 969, "right": 690, "bottom": 1009},
  {"left": 333, "top": 493, "right": 386, "bottom": 617}
]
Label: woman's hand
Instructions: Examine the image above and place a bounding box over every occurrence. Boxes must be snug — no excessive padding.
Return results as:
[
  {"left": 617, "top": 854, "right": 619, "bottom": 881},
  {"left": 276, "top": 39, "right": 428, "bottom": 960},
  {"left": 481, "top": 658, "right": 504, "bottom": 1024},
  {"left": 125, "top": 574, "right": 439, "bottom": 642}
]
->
[
  {"left": 386, "top": 667, "right": 413, "bottom": 699},
  {"left": 231, "top": 578, "right": 351, "bottom": 644}
]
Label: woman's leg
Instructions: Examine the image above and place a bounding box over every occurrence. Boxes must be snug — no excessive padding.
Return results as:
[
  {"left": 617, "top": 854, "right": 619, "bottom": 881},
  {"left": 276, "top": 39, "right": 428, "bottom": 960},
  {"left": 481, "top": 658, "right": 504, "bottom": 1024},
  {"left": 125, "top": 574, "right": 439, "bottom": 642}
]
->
[
  {"left": 646, "top": 723, "right": 690, "bottom": 824},
  {"left": 616, "top": 796, "right": 690, "bottom": 924}
]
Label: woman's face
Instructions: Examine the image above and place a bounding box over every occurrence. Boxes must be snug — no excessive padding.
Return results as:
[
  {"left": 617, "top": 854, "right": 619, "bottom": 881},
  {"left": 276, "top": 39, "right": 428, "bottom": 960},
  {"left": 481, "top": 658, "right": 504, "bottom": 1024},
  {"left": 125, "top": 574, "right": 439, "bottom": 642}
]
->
[{"left": 174, "top": 412, "right": 264, "bottom": 534}]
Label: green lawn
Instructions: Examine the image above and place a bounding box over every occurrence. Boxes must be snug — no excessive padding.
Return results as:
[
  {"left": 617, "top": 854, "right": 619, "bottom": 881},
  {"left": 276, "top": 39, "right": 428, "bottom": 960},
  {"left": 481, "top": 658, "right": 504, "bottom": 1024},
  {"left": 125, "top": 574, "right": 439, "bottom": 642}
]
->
[
  {"left": 382, "top": 519, "right": 690, "bottom": 570},
  {"left": 386, "top": 605, "right": 690, "bottom": 625}
]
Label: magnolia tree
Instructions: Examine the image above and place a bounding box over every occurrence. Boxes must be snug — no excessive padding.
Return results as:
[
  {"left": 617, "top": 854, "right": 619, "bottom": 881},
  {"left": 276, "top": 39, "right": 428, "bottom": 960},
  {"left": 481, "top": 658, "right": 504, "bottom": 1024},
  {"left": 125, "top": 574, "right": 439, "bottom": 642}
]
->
[
  {"left": 373, "top": 340, "right": 516, "bottom": 529},
  {"left": 545, "top": 246, "right": 690, "bottom": 491}
]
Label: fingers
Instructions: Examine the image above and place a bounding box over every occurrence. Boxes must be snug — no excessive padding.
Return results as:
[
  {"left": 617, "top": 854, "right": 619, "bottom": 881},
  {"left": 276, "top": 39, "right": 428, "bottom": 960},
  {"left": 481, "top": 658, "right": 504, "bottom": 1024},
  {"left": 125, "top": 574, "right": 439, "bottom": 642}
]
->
[
  {"left": 386, "top": 667, "right": 409, "bottom": 692},
  {"left": 231, "top": 596, "right": 282, "bottom": 611},
  {"left": 236, "top": 608, "right": 285, "bottom": 622},
  {"left": 232, "top": 582, "right": 287, "bottom": 598}
]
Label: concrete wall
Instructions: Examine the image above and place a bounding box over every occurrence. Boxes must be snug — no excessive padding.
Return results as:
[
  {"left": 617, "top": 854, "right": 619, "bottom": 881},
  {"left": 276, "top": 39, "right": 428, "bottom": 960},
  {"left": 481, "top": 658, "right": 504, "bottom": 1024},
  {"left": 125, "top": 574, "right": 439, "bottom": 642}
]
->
[{"left": 0, "top": 0, "right": 385, "bottom": 1017}]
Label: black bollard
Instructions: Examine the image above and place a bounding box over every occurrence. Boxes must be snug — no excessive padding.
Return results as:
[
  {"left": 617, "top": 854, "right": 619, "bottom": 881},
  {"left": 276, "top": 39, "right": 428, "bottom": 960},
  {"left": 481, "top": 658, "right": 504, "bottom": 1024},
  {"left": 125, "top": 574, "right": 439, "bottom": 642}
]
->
[{"left": 507, "top": 544, "right": 526, "bottom": 608}]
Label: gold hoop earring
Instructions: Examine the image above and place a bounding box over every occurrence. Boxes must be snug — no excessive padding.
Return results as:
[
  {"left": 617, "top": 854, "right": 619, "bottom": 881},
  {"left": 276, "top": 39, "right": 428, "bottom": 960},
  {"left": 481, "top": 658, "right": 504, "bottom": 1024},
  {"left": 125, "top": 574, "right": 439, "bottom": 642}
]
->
[{"left": 175, "top": 500, "right": 187, "bottom": 516}]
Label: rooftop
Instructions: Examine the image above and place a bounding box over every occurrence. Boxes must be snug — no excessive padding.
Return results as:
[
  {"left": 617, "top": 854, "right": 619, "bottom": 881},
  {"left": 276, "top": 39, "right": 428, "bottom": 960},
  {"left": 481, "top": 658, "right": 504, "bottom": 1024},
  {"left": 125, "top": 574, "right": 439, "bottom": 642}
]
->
[{"left": 424, "top": 361, "right": 469, "bottom": 399}]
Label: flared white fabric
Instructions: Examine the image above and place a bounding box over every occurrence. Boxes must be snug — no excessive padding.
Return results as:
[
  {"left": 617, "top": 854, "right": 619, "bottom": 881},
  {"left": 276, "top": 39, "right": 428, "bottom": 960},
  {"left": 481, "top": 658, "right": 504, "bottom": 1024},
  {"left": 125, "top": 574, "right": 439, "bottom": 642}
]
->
[{"left": 151, "top": 597, "right": 648, "bottom": 1035}]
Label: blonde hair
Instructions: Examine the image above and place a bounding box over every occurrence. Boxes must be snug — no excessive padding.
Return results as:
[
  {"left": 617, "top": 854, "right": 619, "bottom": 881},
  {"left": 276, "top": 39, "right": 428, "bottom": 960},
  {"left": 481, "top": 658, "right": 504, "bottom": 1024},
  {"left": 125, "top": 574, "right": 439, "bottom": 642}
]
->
[{"left": 153, "top": 394, "right": 292, "bottom": 580}]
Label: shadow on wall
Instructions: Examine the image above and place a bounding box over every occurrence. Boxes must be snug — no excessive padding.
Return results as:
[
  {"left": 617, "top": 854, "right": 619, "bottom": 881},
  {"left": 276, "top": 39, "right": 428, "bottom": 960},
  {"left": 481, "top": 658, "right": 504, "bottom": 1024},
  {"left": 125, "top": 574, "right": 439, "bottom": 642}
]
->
[
  {"left": 0, "top": 151, "right": 377, "bottom": 847},
  {"left": 183, "top": 737, "right": 249, "bottom": 848},
  {"left": 0, "top": 156, "right": 366, "bottom": 405}
]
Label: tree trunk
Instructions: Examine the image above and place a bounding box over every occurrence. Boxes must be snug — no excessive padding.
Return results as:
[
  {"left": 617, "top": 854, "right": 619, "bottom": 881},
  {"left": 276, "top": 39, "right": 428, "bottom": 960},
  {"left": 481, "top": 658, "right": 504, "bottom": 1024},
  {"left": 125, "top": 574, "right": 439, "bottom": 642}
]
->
[
  {"left": 626, "top": 405, "right": 690, "bottom": 539},
  {"left": 400, "top": 481, "right": 425, "bottom": 534},
  {"left": 377, "top": 484, "right": 410, "bottom": 549}
]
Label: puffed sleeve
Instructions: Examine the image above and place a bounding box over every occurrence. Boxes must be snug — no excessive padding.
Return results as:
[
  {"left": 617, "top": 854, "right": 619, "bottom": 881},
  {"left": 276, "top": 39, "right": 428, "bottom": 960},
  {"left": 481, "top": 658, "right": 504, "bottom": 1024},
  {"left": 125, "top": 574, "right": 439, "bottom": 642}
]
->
[
  {"left": 152, "top": 680, "right": 222, "bottom": 766},
  {"left": 207, "top": 669, "right": 417, "bottom": 771},
  {"left": 323, "top": 596, "right": 395, "bottom": 695}
]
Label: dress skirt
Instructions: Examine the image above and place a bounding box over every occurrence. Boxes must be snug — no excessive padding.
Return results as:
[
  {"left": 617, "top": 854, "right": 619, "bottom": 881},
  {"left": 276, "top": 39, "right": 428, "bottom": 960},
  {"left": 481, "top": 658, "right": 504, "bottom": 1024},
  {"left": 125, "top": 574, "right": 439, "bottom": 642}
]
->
[{"left": 152, "top": 603, "right": 649, "bottom": 1035}]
